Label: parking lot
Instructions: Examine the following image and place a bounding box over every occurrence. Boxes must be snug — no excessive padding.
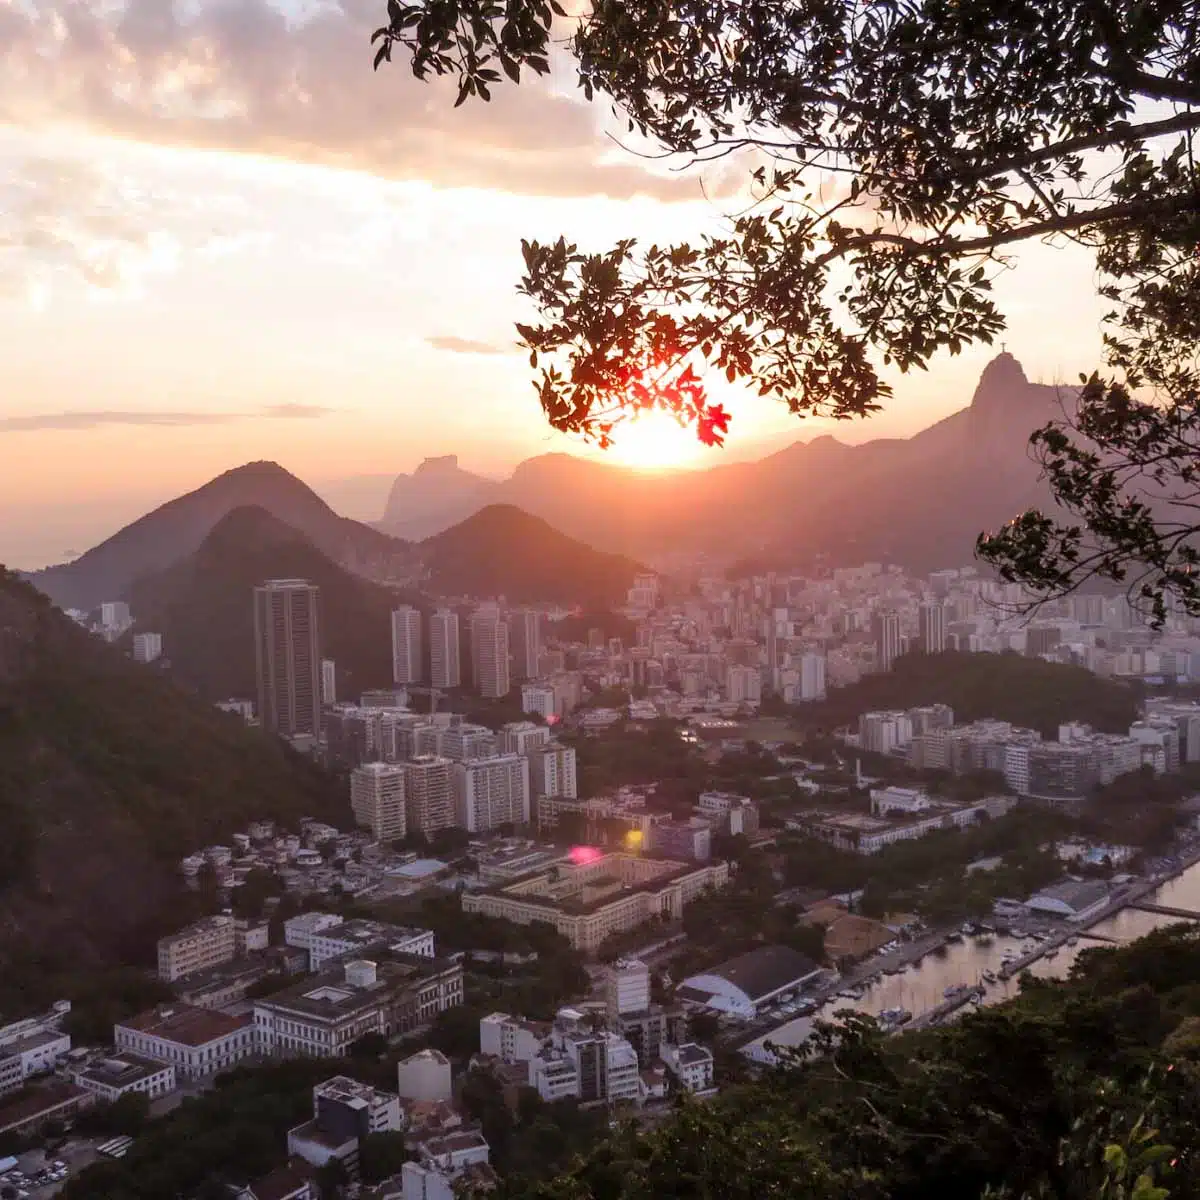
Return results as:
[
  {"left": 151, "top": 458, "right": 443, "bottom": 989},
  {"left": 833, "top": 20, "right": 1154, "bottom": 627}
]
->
[{"left": 1, "top": 1139, "right": 103, "bottom": 1198}]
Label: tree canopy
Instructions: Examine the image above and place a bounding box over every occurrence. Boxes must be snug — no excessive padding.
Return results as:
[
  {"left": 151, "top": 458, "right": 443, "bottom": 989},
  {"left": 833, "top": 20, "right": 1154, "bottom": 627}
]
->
[{"left": 374, "top": 0, "right": 1200, "bottom": 617}]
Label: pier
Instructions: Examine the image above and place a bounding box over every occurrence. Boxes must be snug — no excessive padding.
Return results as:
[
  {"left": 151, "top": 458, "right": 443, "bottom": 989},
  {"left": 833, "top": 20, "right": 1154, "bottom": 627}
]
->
[{"left": 1129, "top": 902, "right": 1200, "bottom": 921}]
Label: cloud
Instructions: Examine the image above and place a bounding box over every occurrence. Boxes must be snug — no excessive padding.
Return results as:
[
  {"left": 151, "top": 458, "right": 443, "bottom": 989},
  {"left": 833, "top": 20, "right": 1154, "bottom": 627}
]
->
[
  {"left": 0, "top": 406, "right": 336, "bottom": 433},
  {"left": 0, "top": 0, "right": 700, "bottom": 201},
  {"left": 425, "top": 335, "right": 509, "bottom": 356},
  {"left": 0, "top": 151, "right": 253, "bottom": 300}
]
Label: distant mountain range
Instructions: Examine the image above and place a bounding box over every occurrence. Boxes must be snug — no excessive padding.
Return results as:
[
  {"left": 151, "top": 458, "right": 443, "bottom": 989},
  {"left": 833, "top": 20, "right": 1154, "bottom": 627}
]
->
[
  {"left": 29, "top": 461, "right": 409, "bottom": 612},
  {"left": 0, "top": 569, "right": 347, "bottom": 1008},
  {"left": 375, "top": 352, "right": 1070, "bottom": 568}
]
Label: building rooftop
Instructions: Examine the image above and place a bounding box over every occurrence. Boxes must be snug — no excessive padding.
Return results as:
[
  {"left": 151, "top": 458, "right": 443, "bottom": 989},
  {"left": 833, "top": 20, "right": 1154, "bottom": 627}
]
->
[
  {"left": 0, "top": 1029, "right": 68, "bottom": 1055},
  {"left": 316, "top": 1075, "right": 396, "bottom": 1107},
  {"left": 1032, "top": 879, "right": 1111, "bottom": 912},
  {"left": 247, "top": 1160, "right": 315, "bottom": 1200},
  {"left": 697, "top": 945, "right": 821, "bottom": 1004},
  {"left": 0, "top": 1082, "right": 86, "bottom": 1133},
  {"left": 159, "top": 915, "right": 234, "bottom": 947},
  {"left": 77, "top": 1054, "right": 169, "bottom": 1089},
  {"left": 420, "top": 1130, "right": 490, "bottom": 1159},
  {"left": 118, "top": 1004, "right": 251, "bottom": 1047},
  {"left": 288, "top": 1118, "right": 356, "bottom": 1152},
  {"left": 673, "top": 1043, "right": 713, "bottom": 1067}
]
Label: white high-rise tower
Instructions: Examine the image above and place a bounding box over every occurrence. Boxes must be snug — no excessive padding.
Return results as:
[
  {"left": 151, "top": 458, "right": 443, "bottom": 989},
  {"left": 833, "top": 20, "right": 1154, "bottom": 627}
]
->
[
  {"left": 391, "top": 606, "right": 424, "bottom": 684},
  {"left": 470, "top": 609, "right": 511, "bottom": 699},
  {"left": 429, "top": 609, "right": 461, "bottom": 689}
]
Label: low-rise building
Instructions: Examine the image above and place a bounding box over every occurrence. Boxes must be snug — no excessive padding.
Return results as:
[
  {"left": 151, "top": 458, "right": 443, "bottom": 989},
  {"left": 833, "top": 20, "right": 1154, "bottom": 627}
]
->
[
  {"left": 157, "top": 915, "right": 237, "bottom": 982},
  {"left": 662, "top": 1043, "right": 715, "bottom": 1095},
  {"left": 648, "top": 818, "right": 712, "bottom": 862},
  {"left": 528, "top": 1052, "right": 579, "bottom": 1102},
  {"left": 677, "top": 945, "right": 823, "bottom": 1020},
  {"left": 478, "top": 1013, "right": 548, "bottom": 1065},
  {"left": 462, "top": 852, "right": 730, "bottom": 953},
  {"left": 73, "top": 1055, "right": 176, "bottom": 1102},
  {"left": 401, "top": 1132, "right": 495, "bottom": 1200},
  {"left": 1024, "top": 879, "right": 1112, "bottom": 922},
  {"left": 115, "top": 1004, "right": 255, "bottom": 1080},
  {"left": 255, "top": 953, "right": 464, "bottom": 1059},
  {"left": 288, "top": 1076, "right": 402, "bottom": 1177},
  {"left": 396, "top": 1049, "right": 453, "bottom": 1103},
  {"left": 0, "top": 1030, "right": 71, "bottom": 1095},
  {"left": 308, "top": 920, "right": 435, "bottom": 970},
  {"left": 0, "top": 1082, "right": 90, "bottom": 1137}
]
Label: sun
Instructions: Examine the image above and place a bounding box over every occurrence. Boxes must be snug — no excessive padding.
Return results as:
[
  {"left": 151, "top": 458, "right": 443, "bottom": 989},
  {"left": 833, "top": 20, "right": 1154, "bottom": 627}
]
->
[{"left": 604, "top": 409, "right": 710, "bottom": 470}]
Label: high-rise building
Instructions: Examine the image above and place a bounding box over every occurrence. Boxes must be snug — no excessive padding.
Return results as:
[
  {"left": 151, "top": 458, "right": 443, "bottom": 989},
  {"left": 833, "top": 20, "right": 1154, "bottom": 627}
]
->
[
  {"left": 726, "top": 664, "right": 762, "bottom": 705},
  {"left": 470, "top": 610, "right": 510, "bottom": 699},
  {"left": 873, "top": 610, "right": 902, "bottom": 672},
  {"left": 402, "top": 756, "right": 455, "bottom": 835},
  {"left": 606, "top": 958, "right": 651, "bottom": 1020},
  {"left": 798, "top": 653, "right": 826, "bottom": 701},
  {"left": 350, "top": 763, "right": 407, "bottom": 842},
  {"left": 254, "top": 580, "right": 322, "bottom": 739},
  {"left": 918, "top": 601, "right": 946, "bottom": 654},
  {"left": 453, "top": 754, "right": 531, "bottom": 832},
  {"left": 429, "top": 609, "right": 461, "bottom": 689},
  {"left": 529, "top": 744, "right": 577, "bottom": 798},
  {"left": 499, "top": 721, "right": 551, "bottom": 756},
  {"left": 509, "top": 609, "right": 541, "bottom": 681},
  {"left": 321, "top": 658, "right": 337, "bottom": 706},
  {"left": 391, "top": 607, "right": 424, "bottom": 685},
  {"left": 521, "top": 684, "right": 556, "bottom": 720},
  {"left": 132, "top": 632, "right": 163, "bottom": 664}
]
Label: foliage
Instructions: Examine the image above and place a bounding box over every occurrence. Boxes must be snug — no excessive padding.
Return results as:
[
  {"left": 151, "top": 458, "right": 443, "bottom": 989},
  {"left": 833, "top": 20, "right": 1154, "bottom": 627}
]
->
[
  {"left": 59, "top": 1059, "right": 340, "bottom": 1199},
  {"left": 801, "top": 650, "right": 1140, "bottom": 738},
  {"left": 358, "top": 1131, "right": 412, "bottom": 1183},
  {"left": 550, "top": 610, "right": 638, "bottom": 646},
  {"left": 72, "top": 1092, "right": 150, "bottom": 1139},
  {"left": 376, "top": 0, "right": 1200, "bottom": 616},
  {"left": 421, "top": 504, "right": 643, "bottom": 606},
  {"left": 0, "top": 571, "right": 347, "bottom": 1010},
  {"left": 488, "top": 926, "right": 1200, "bottom": 1199}
]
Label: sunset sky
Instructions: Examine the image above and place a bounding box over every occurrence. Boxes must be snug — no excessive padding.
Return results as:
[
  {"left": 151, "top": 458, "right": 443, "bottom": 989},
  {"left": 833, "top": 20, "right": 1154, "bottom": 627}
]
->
[{"left": 1, "top": 0, "right": 1110, "bottom": 569}]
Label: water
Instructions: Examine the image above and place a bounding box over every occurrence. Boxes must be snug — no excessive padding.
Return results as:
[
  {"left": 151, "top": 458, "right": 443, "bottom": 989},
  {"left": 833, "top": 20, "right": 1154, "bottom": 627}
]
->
[{"left": 745, "top": 860, "right": 1200, "bottom": 1061}]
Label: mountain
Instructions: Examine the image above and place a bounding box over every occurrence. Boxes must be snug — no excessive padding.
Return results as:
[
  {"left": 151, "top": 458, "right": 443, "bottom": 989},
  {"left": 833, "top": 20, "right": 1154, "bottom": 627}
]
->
[
  {"left": 128, "top": 507, "right": 419, "bottom": 702},
  {"left": 29, "top": 461, "right": 409, "bottom": 612},
  {"left": 375, "top": 353, "right": 1068, "bottom": 568},
  {"left": 419, "top": 504, "right": 645, "bottom": 605},
  {"left": 381, "top": 455, "right": 497, "bottom": 539},
  {"left": 0, "top": 568, "right": 346, "bottom": 1014}
]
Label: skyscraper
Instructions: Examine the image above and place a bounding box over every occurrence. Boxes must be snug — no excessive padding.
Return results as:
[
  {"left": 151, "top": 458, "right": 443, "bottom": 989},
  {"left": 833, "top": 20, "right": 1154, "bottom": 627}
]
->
[
  {"left": 391, "top": 606, "right": 424, "bottom": 685},
  {"left": 798, "top": 653, "right": 826, "bottom": 701},
  {"left": 918, "top": 601, "right": 946, "bottom": 654},
  {"left": 401, "top": 756, "right": 455, "bottom": 835},
  {"left": 350, "top": 762, "right": 407, "bottom": 842},
  {"left": 470, "top": 609, "right": 510, "bottom": 699},
  {"left": 509, "top": 608, "right": 541, "bottom": 681},
  {"left": 873, "top": 610, "right": 902, "bottom": 673},
  {"left": 321, "top": 658, "right": 337, "bottom": 705},
  {"left": 254, "top": 580, "right": 322, "bottom": 738},
  {"left": 429, "top": 609, "right": 461, "bottom": 689}
]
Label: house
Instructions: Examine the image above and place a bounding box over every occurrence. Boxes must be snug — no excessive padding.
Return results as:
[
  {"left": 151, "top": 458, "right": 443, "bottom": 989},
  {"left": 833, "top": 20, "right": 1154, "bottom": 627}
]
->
[
  {"left": 73, "top": 1055, "right": 175, "bottom": 1103},
  {"left": 662, "top": 1043, "right": 716, "bottom": 1095}
]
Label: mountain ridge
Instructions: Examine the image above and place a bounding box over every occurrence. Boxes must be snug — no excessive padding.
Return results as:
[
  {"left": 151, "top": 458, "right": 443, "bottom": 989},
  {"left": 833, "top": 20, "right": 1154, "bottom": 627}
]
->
[
  {"left": 374, "top": 351, "right": 1072, "bottom": 567},
  {"left": 28, "top": 461, "right": 409, "bottom": 612}
]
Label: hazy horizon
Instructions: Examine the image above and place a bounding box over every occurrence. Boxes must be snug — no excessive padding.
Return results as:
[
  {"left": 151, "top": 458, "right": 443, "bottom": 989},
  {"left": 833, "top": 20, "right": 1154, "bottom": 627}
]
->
[{"left": 2, "top": 0, "right": 1107, "bottom": 569}]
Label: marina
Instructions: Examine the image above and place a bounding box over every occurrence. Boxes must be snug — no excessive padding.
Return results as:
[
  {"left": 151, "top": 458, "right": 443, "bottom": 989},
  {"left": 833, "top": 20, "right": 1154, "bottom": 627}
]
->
[{"left": 742, "top": 852, "right": 1200, "bottom": 1063}]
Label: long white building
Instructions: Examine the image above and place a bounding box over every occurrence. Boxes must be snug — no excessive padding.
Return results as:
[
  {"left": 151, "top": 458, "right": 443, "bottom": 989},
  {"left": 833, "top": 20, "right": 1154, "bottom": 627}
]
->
[{"left": 470, "top": 609, "right": 510, "bottom": 699}]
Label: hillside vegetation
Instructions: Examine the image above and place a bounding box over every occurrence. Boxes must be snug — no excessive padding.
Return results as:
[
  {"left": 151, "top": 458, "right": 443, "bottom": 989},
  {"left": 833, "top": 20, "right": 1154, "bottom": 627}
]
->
[
  {"left": 128, "top": 506, "right": 419, "bottom": 702},
  {"left": 511, "top": 925, "right": 1200, "bottom": 1199},
  {"left": 804, "top": 650, "right": 1140, "bottom": 737},
  {"left": 420, "top": 505, "right": 644, "bottom": 605},
  {"left": 0, "top": 570, "right": 347, "bottom": 1015}
]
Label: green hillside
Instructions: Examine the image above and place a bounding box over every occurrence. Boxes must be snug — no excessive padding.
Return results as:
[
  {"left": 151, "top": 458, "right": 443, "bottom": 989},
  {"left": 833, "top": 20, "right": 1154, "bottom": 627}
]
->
[
  {"left": 420, "top": 505, "right": 644, "bottom": 605},
  {"left": 127, "top": 506, "right": 421, "bottom": 702},
  {"left": 805, "top": 650, "right": 1140, "bottom": 737},
  {"left": 0, "top": 568, "right": 347, "bottom": 1014}
]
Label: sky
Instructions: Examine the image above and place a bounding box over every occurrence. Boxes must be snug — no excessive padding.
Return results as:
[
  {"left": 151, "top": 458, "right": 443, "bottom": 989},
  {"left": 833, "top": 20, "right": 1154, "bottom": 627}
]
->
[{"left": 0, "top": 0, "right": 1112, "bottom": 569}]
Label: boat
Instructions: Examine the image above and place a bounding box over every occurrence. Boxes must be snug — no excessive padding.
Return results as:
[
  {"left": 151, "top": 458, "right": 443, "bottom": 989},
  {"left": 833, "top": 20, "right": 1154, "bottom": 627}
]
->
[
  {"left": 981, "top": 970, "right": 998, "bottom": 984},
  {"left": 1044, "top": 948, "right": 1058, "bottom": 960},
  {"left": 945, "top": 931, "right": 963, "bottom": 944},
  {"left": 944, "top": 984, "right": 971, "bottom": 1000},
  {"left": 1066, "top": 935, "right": 1079, "bottom": 946},
  {"left": 879, "top": 1007, "right": 913, "bottom": 1029}
]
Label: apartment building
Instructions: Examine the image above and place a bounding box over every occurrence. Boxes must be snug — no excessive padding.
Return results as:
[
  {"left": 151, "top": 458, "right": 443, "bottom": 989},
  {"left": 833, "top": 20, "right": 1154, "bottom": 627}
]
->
[
  {"left": 350, "top": 762, "right": 407, "bottom": 842},
  {"left": 157, "top": 915, "right": 237, "bottom": 982},
  {"left": 453, "top": 754, "right": 531, "bottom": 832},
  {"left": 307, "top": 920, "right": 435, "bottom": 970}
]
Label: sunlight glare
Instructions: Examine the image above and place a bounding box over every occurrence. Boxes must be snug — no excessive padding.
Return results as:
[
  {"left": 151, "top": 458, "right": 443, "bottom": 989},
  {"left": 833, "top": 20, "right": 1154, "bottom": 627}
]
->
[{"left": 606, "top": 408, "right": 709, "bottom": 470}]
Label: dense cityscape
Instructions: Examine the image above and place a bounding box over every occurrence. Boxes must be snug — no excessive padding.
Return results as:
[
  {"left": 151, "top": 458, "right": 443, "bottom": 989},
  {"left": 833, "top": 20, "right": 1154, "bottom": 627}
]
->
[{"left": 3, "top": 552, "right": 1200, "bottom": 1199}]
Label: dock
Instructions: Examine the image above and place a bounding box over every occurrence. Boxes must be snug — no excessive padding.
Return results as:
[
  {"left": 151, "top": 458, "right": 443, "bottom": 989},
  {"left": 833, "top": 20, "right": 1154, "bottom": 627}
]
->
[{"left": 1129, "top": 902, "right": 1200, "bottom": 921}]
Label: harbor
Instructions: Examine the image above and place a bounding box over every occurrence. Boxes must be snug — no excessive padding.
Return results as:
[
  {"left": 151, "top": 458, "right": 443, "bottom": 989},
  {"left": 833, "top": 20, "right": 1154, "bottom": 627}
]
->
[{"left": 741, "top": 847, "right": 1200, "bottom": 1063}]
